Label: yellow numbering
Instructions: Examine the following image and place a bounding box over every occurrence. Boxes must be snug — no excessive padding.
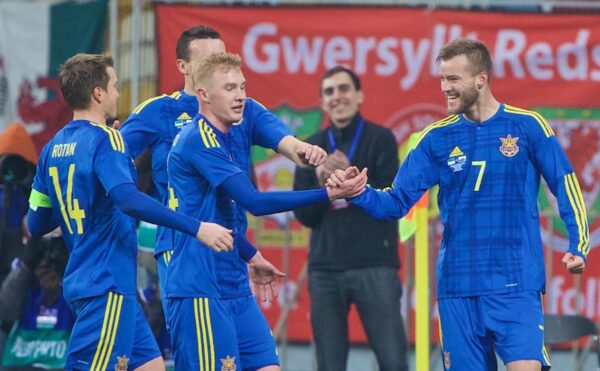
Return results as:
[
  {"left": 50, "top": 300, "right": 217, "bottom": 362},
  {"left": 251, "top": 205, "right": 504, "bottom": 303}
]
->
[
  {"left": 472, "top": 161, "right": 486, "bottom": 191},
  {"left": 49, "top": 165, "right": 86, "bottom": 234},
  {"left": 168, "top": 187, "right": 179, "bottom": 210}
]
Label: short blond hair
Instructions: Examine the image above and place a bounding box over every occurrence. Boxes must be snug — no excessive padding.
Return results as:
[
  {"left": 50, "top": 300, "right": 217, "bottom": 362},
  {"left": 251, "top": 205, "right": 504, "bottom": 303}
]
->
[{"left": 192, "top": 52, "right": 242, "bottom": 90}]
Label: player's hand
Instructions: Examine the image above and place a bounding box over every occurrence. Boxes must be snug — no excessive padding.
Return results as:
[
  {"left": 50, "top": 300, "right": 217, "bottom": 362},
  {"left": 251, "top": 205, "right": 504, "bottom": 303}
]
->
[
  {"left": 297, "top": 142, "right": 327, "bottom": 167},
  {"left": 315, "top": 150, "right": 350, "bottom": 185},
  {"left": 111, "top": 119, "right": 122, "bottom": 129},
  {"left": 248, "top": 252, "right": 286, "bottom": 302},
  {"left": 326, "top": 167, "right": 367, "bottom": 200},
  {"left": 562, "top": 252, "right": 585, "bottom": 274},
  {"left": 196, "top": 222, "right": 233, "bottom": 252}
]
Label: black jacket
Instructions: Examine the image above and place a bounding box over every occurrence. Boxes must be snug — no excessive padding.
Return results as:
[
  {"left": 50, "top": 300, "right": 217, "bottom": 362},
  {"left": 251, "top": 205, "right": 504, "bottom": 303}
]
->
[{"left": 293, "top": 114, "right": 400, "bottom": 272}]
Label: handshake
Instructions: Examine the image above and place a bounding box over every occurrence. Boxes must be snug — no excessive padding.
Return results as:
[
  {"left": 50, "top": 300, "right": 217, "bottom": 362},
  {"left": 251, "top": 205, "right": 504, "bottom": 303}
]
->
[
  {"left": 323, "top": 166, "right": 368, "bottom": 201},
  {"left": 315, "top": 149, "right": 368, "bottom": 200}
]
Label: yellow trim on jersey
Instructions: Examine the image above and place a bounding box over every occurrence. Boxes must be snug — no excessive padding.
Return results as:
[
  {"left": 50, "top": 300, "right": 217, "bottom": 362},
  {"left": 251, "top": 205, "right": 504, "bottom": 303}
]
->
[
  {"left": 504, "top": 105, "right": 555, "bottom": 138},
  {"left": 542, "top": 345, "right": 551, "bottom": 366},
  {"left": 197, "top": 118, "right": 221, "bottom": 149},
  {"left": 170, "top": 91, "right": 182, "bottom": 100},
  {"left": 89, "top": 122, "right": 124, "bottom": 153},
  {"left": 91, "top": 292, "right": 124, "bottom": 371},
  {"left": 415, "top": 115, "right": 460, "bottom": 148},
  {"left": 132, "top": 94, "right": 167, "bottom": 114},
  {"left": 162, "top": 250, "right": 173, "bottom": 266},
  {"left": 565, "top": 173, "right": 589, "bottom": 255}
]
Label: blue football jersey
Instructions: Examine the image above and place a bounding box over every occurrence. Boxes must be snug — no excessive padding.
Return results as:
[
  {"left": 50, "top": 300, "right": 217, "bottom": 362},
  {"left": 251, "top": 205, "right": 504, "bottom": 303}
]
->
[
  {"left": 166, "top": 115, "right": 244, "bottom": 298},
  {"left": 30, "top": 120, "right": 138, "bottom": 303},
  {"left": 351, "top": 103, "right": 589, "bottom": 298},
  {"left": 120, "top": 92, "right": 291, "bottom": 297},
  {"left": 120, "top": 92, "right": 290, "bottom": 257}
]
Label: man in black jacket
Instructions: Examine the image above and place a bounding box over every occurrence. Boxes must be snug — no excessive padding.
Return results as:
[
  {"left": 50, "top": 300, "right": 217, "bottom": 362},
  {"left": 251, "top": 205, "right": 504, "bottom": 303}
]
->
[{"left": 293, "top": 66, "right": 408, "bottom": 371}]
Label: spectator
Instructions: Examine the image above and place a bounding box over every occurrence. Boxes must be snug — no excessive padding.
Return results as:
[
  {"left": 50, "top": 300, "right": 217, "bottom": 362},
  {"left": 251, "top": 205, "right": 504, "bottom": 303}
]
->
[{"left": 293, "top": 66, "right": 409, "bottom": 371}]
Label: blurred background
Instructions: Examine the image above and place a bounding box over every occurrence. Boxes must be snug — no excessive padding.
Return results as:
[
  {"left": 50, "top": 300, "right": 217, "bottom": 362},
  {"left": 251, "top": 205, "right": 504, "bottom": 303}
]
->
[{"left": 0, "top": 1, "right": 599, "bottom": 370}]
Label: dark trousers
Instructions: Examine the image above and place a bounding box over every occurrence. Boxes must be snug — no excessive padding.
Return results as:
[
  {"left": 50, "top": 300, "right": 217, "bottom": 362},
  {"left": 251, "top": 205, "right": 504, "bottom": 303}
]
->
[{"left": 309, "top": 267, "right": 409, "bottom": 371}]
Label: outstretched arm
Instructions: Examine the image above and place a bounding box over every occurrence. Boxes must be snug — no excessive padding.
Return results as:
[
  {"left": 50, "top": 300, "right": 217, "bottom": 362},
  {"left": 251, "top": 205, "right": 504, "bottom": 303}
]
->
[
  {"left": 109, "top": 183, "right": 233, "bottom": 252},
  {"left": 221, "top": 169, "right": 366, "bottom": 216}
]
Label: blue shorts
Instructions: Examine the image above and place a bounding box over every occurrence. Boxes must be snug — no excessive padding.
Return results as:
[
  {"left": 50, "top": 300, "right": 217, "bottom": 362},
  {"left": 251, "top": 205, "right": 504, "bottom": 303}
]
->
[
  {"left": 66, "top": 292, "right": 161, "bottom": 370},
  {"left": 157, "top": 250, "right": 172, "bottom": 319},
  {"left": 438, "top": 291, "right": 551, "bottom": 371},
  {"left": 167, "top": 295, "right": 279, "bottom": 371}
]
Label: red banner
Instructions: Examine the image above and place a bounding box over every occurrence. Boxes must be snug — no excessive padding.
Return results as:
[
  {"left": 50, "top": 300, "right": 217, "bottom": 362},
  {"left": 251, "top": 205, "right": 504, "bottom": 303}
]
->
[{"left": 156, "top": 5, "right": 600, "bottom": 343}]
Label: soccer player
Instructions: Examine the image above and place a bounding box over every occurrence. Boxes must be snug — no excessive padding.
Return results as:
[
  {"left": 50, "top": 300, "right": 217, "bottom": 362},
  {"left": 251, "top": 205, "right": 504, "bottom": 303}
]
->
[
  {"left": 166, "top": 52, "right": 366, "bottom": 371},
  {"left": 118, "top": 25, "right": 326, "bottom": 311},
  {"left": 330, "top": 39, "right": 589, "bottom": 371},
  {"left": 26, "top": 54, "right": 233, "bottom": 371}
]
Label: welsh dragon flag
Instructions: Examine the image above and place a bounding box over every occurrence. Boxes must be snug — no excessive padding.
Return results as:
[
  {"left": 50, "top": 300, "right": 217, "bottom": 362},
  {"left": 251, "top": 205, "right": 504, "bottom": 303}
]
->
[{"left": 0, "top": 0, "right": 107, "bottom": 151}]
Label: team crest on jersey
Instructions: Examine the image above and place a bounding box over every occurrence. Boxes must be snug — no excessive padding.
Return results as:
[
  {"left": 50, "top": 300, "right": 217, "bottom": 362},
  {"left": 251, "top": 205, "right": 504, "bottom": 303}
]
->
[
  {"left": 114, "top": 355, "right": 129, "bottom": 371},
  {"left": 499, "top": 134, "right": 519, "bottom": 157},
  {"left": 447, "top": 146, "right": 467, "bottom": 172},
  {"left": 174, "top": 112, "right": 193, "bottom": 128},
  {"left": 220, "top": 355, "right": 236, "bottom": 371},
  {"left": 443, "top": 352, "right": 451, "bottom": 369}
]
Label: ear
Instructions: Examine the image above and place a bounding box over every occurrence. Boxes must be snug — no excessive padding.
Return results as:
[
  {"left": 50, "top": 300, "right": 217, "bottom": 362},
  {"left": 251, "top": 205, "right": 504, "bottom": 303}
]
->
[
  {"left": 196, "top": 87, "right": 209, "bottom": 103},
  {"left": 176, "top": 59, "right": 187, "bottom": 75},
  {"left": 92, "top": 86, "right": 103, "bottom": 104},
  {"left": 356, "top": 90, "right": 365, "bottom": 105},
  {"left": 477, "top": 72, "right": 488, "bottom": 89}
]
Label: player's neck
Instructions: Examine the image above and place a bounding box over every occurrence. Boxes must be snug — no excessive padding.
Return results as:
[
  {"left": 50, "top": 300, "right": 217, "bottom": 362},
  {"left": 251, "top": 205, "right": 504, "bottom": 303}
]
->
[
  {"left": 183, "top": 78, "right": 195, "bottom": 96},
  {"left": 201, "top": 110, "right": 231, "bottom": 133},
  {"left": 463, "top": 93, "right": 500, "bottom": 123},
  {"left": 73, "top": 109, "right": 107, "bottom": 126}
]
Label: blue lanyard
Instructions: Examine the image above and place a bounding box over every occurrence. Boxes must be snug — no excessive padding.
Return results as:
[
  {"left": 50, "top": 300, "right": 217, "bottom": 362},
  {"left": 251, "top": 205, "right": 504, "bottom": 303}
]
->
[{"left": 327, "top": 118, "right": 365, "bottom": 162}]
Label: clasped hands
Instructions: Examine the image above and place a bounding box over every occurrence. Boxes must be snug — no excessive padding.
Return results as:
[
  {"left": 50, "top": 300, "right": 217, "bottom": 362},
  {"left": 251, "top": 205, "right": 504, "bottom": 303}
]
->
[{"left": 318, "top": 150, "right": 368, "bottom": 200}]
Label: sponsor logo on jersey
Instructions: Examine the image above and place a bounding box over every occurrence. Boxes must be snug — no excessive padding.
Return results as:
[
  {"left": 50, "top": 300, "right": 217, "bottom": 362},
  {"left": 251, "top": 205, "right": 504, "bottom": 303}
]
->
[
  {"left": 499, "top": 134, "right": 519, "bottom": 157},
  {"left": 174, "top": 112, "right": 193, "bottom": 128},
  {"left": 447, "top": 146, "right": 467, "bottom": 172},
  {"left": 221, "top": 355, "right": 236, "bottom": 371},
  {"left": 115, "top": 355, "right": 129, "bottom": 371}
]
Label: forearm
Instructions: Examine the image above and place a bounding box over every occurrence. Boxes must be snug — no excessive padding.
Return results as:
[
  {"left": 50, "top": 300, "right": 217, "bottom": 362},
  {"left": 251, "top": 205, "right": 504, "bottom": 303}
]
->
[
  {"left": 277, "top": 136, "right": 306, "bottom": 167},
  {"left": 222, "top": 173, "right": 328, "bottom": 216},
  {"left": 350, "top": 186, "right": 412, "bottom": 221},
  {"left": 292, "top": 168, "right": 328, "bottom": 227},
  {"left": 553, "top": 173, "right": 589, "bottom": 259},
  {"left": 27, "top": 207, "right": 59, "bottom": 237},
  {"left": 238, "top": 234, "right": 258, "bottom": 262},
  {"left": 109, "top": 183, "right": 200, "bottom": 237}
]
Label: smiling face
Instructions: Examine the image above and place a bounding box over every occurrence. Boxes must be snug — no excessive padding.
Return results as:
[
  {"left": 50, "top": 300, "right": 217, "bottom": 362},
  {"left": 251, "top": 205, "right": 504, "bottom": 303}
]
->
[
  {"left": 201, "top": 66, "right": 246, "bottom": 128},
  {"left": 439, "top": 54, "right": 484, "bottom": 115},
  {"left": 320, "top": 71, "right": 364, "bottom": 128}
]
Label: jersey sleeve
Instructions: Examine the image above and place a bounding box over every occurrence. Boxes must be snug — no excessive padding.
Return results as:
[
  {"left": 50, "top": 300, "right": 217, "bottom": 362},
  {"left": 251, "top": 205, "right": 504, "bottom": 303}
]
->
[
  {"left": 185, "top": 134, "right": 243, "bottom": 188},
  {"left": 350, "top": 133, "right": 438, "bottom": 221},
  {"left": 93, "top": 132, "right": 136, "bottom": 194},
  {"left": 528, "top": 116, "right": 589, "bottom": 259},
  {"left": 119, "top": 99, "right": 163, "bottom": 157},
  {"left": 245, "top": 98, "right": 292, "bottom": 150},
  {"left": 29, "top": 146, "right": 51, "bottom": 209}
]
